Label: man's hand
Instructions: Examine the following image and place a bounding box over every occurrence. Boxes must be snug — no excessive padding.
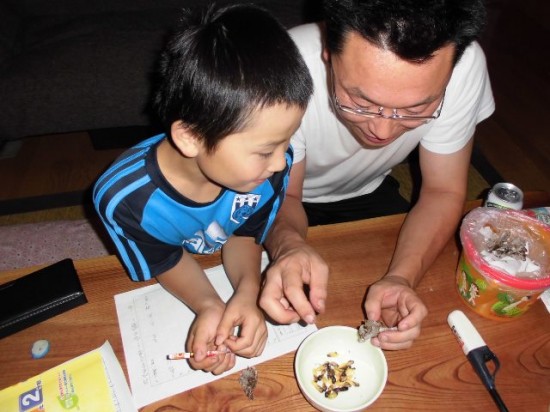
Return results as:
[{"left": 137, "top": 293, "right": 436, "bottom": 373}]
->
[
  {"left": 260, "top": 244, "right": 329, "bottom": 324},
  {"left": 363, "top": 275, "right": 428, "bottom": 350}
]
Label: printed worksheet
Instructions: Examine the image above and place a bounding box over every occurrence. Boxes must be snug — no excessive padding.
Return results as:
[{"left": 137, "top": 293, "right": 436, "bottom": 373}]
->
[{"left": 114, "top": 253, "right": 317, "bottom": 408}]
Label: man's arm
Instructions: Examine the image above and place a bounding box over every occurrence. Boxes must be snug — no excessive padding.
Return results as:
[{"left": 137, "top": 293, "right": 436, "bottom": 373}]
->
[
  {"left": 365, "top": 139, "right": 473, "bottom": 350},
  {"left": 260, "top": 159, "right": 329, "bottom": 324},
  {"left": 390, "top": 140, "right": 472, "bottom": 286}
]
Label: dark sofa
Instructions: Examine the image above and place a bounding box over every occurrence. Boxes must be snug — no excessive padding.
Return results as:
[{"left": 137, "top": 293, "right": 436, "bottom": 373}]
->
[{"left": 0, "top": 0, "right": 322, "bottom": 146}]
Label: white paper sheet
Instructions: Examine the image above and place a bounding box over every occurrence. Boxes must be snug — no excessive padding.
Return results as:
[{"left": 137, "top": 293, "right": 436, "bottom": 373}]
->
[
  {"left": 114, "top": 253, "right": 317, "bottom": 408},
  {"left": 100, "top": 341, "right": 139, "bottom": 412}
]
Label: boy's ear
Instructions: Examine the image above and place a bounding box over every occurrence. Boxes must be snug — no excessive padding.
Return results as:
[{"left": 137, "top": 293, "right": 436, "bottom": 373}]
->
[{"left": 170, "top": 121, "right": 200, "bottom": 157}]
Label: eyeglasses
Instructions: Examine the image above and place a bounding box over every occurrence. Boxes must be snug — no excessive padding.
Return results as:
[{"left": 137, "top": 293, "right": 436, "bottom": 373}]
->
[{"left": 330, "top": 68, "right": 445, "bottom": 125}]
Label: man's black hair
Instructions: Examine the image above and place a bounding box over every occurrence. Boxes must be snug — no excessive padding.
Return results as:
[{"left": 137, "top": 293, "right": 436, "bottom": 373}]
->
[
  {"left": 153, "top": 3, "right": 313, "bottom": 151},
  {"left": 323, "top": 0, "right": 486, "bottom": 64}
]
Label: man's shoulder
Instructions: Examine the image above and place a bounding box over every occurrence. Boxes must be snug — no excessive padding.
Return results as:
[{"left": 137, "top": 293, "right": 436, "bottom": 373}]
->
[
  {"left": 289, "top": 22, "right": 323, "bottom": 57},
  {"left": 453, "top": 41, "right": 488, "bottom": 76},
  {"left": 289, "top": 22, "right": 322, "bottom": 38}
]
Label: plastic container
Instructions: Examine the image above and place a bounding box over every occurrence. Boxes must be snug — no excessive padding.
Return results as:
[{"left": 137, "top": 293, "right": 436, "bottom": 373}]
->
[
  {"left": 456, "top": 207, "right": 550, "bottom": 320},
  {"left": 520, "top": 207, "right": 550, "bottom": 226}
]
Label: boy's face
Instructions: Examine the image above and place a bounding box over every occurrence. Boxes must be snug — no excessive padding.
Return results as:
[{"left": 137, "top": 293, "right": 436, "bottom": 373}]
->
[{"left": 196, "top": 103, "right": 304, "bottom": 193}]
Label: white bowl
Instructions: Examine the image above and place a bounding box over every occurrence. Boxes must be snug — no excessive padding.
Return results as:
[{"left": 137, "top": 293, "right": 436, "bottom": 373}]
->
[{"left": 294, "top": 326, "right": 387, "bottom": 412}]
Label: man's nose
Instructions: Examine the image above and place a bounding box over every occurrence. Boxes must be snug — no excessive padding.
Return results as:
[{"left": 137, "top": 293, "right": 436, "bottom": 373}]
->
[{"left": 369, "top": 117, "right": 397, "bottom": 140}]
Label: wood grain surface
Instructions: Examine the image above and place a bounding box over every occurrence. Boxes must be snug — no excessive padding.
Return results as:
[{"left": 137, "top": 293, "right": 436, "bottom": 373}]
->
[{"left": 1, "top": 192, "right": 549, "bottom": 411}]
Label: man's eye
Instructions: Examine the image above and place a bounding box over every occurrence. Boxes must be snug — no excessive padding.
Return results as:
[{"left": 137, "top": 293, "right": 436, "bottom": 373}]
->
[
  {"left": 401, "top": 108, "right": 423, "bottom": 115},
  {"left": 350, "top": 98, "right": 375, "bottom": 110}
]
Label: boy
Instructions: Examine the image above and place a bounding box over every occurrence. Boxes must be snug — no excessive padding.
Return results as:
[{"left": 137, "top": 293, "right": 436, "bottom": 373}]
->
[{"left": 93, "top": 4, "right": 313, "bottom": 375}]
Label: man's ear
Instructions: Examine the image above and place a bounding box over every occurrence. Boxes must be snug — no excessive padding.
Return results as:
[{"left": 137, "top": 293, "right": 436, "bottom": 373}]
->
[
  {"left": 170, "top": 121, "right": 200, "bottom": 157},
  {"left": 322, "top": 47, "right": 331, "bottom": 64}
]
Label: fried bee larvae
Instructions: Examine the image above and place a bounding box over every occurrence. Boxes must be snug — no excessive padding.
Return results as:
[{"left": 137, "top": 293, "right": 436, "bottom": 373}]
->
[
  {"left": 332, "top": 381, "right": 351, "bottom": 390},
  {"left": 312, "top": 380, "right": 326, "bottom": 393},
  {"left": 339, "top": 360, "right": 354, "bottom": 369},
  {"left": 325, "top": 389, "right": 338, "bottom": 399},
  {"left": 326, "top": 366, "right": 337, "bottom": 384},
  {"left": 313, "top": 364, "right": 328, "bottom": 381},
  {"left": 327, "top": 351, "right": 339, "bottom": 357},
  {"left": 311, "top": 355, "right": 360, "bottom": 399}
]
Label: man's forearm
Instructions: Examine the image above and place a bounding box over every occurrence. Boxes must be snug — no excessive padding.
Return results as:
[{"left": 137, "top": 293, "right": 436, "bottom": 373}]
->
[
  {"left": 264, "top": 195, "right": 309, "bottom": 258},
  {"left": 386, "top": 190, "right": 466, "bottom": 288}
]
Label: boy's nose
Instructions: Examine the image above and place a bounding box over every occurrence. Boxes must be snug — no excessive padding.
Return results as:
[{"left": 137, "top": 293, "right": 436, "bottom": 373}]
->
[{"left": 269, "top": 151, "right": 287, "bottom": 173}]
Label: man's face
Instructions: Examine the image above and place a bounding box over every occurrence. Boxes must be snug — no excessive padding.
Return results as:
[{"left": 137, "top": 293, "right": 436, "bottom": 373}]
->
[{"left": 327, "top": 32, "right": 454, "bottom": 148}]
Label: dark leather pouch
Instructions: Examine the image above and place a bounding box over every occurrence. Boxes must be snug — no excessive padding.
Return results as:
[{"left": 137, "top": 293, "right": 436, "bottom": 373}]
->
[{"left": 0, "top": 259, "right": 87, "bottom": 338}]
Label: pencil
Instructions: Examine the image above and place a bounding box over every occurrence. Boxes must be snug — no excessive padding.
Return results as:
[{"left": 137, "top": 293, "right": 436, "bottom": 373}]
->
[{"left": 166, "top": 349, "right": 231, "bottom": 360}]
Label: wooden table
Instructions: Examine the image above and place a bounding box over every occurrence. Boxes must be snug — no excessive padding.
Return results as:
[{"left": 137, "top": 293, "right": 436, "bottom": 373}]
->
[{"left": 1, "top": 192, "right": 549, "bottom": 411}]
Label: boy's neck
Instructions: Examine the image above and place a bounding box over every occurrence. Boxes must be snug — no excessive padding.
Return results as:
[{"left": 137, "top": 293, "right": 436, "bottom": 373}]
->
[{"left": 156, "top": 138, "right": 222, "bottom": 203}]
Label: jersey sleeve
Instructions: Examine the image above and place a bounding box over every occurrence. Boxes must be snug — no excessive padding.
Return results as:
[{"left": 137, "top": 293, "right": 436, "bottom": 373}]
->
[
  {"left": 108, "top": 201, "right": 184, "bottom": 281},
  {"left": 93, "top": 152, "right": 184, "bottom": 282}
]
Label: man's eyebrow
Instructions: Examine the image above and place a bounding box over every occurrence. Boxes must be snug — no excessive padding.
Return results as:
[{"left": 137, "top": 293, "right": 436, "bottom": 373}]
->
[{"left": 347, "top": 86, "right": 438, "bottom": 108}]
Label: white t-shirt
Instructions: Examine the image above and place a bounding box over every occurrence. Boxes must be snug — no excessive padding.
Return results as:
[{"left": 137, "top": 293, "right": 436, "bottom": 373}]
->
[{"left": 289, "top": 23, "right": 495, "bottom": 203}]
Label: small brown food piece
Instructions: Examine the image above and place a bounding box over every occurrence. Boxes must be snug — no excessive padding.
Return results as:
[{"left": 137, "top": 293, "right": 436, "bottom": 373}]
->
[
  {"left": 239, "top": 366, "right": 258, "bottom": 400},
  {"left": 358, "top": 319, "right": 397, "bottom": 342},
  {"left": 485, "top": 228, "right": 528, "bottom": 260}
]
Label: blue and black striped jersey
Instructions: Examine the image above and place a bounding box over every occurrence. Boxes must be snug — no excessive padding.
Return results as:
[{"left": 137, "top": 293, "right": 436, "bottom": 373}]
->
[{"left": 93, "top": 134, "right": 291, "bottom": 281}]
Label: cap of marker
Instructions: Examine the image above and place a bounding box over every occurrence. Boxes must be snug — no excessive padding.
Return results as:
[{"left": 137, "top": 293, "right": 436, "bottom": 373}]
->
[
  {"left": 31, "top": 339, "right": 50, "bottom": 359},
  {"left": 447, "top": 310, "right": 486, "bottom": 355}
]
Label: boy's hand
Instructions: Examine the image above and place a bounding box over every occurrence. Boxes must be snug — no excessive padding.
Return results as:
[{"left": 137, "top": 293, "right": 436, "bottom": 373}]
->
[
  {"left": 187, "top": 302, "right": 236, "bottom": 375},
  {"left": 217, "top": 292, "right": 268, "bottom": 358},
  {"left": 156, "top": 253, "right": 236, "bottom": 374}
]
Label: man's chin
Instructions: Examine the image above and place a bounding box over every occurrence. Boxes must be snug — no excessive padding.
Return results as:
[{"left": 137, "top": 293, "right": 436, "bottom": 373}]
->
[
  {"left": 353, "top": 133, "right": 394, "bottom": 149},
  {"left": 345, "top": 123, "right": 396, "bottom": 148}
]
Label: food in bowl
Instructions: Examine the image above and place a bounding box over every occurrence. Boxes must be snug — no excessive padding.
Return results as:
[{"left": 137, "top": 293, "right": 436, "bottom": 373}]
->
[
  {"left": 295, "top": 326, "right": 387, "bottom": 412},
  {"left": 312, "top": 355, "right": 359, "bottom": 399}
]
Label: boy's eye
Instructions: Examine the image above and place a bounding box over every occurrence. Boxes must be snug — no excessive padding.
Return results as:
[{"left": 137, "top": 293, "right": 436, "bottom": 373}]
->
[{"left": 258, "top": 152, "right": 273, "bottom": 159}]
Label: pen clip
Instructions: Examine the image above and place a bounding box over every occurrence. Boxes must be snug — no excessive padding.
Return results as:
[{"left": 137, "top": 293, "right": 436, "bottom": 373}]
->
[
  {"left": 467, "top": 346, "right": 500, "bottom": 390},
  {"left": 469, "top": 347, "right": 509, "bottom": 412}
]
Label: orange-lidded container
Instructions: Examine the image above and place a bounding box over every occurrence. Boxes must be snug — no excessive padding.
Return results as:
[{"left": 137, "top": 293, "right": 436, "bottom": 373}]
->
[{"left": 456, "top": 207, "right": 550, "bottom": 320}]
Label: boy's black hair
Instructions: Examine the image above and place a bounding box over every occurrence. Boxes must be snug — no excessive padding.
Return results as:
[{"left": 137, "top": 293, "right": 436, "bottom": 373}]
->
[
  {"left": 153, "top": 3, "right": 313, "bottom": 151},
  {"left": 323, "top": 0, "right": 486, "bottom": 64}
]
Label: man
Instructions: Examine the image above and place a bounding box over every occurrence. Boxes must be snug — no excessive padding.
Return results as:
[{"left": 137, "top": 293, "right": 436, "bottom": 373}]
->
[{"left": 259, "top": 0, "right": 494, "bottom": 350}]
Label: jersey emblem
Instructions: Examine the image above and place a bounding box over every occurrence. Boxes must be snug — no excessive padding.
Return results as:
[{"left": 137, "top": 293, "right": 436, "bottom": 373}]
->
[{"left": 231, "top": 194, "right": 261, "bottom": 224}]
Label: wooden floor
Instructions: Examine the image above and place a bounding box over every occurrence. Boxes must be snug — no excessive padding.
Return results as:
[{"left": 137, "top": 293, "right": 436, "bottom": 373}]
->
[
  {"left": 475, "top": 0, "right": 549, "bottom": 193},
  {"left": 0, "top": 1, "right": 548, "bottom": 210},
  {"left": 0, "top": 132, "right": 124, "bottom": 203}
]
